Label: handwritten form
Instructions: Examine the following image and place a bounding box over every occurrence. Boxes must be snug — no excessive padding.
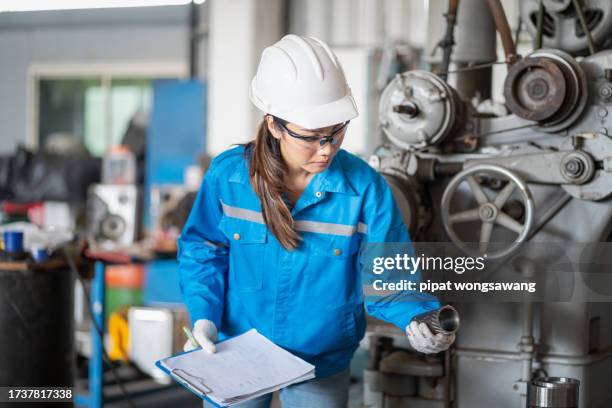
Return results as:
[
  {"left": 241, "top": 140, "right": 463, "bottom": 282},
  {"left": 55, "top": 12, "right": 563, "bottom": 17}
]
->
[{"left": 158, "top": 329, "right": 315, "bottom": 406}]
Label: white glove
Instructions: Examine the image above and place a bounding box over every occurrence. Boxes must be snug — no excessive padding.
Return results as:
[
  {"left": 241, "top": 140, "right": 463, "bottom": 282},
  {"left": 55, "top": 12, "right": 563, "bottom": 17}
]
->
[
  {"left": 405, "top": 321, "right": 455, "bottom": 354},
  {"left": 183, "top": 319, "right": 218, "bottom": 353}
]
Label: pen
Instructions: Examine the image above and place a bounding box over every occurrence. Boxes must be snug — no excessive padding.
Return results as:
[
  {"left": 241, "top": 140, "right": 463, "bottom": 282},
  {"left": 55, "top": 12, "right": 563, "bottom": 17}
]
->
[{"left": 182, "top": 325, "right": 201, "bottom": 349}]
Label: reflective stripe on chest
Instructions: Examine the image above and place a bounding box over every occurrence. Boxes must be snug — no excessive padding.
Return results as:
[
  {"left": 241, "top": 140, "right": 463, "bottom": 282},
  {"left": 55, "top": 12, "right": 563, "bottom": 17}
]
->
[{"left": 221, "top": 200, "right": 367, "bottom": 236}]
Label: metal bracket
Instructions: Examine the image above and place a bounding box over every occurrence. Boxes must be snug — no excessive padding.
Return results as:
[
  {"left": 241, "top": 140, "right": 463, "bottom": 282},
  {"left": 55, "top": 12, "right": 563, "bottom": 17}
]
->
[
  {"left": 512, "top": 380, "right": 528, "bottom": 397},
  {"left": 464, "top": 150, "right": 595, "bottom": 185}
]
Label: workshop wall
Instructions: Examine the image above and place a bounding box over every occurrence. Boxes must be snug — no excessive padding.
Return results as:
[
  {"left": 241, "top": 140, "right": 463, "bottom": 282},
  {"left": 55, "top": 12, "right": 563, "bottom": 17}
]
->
[{"left": 0, "top": 5, "right": 208, "bottom": 154}]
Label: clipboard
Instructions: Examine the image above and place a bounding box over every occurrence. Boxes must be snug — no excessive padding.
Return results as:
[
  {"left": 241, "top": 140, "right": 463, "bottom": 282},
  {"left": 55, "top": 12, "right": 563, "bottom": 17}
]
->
[
  {"left": 156, "top": 329, "right": 315, "bottom": 407},
  {"left": 155, "top": 356, "right": 223, "bottom": 407},
  {"left": 155, "top": 333, "right": 234, "bottom": 408}
]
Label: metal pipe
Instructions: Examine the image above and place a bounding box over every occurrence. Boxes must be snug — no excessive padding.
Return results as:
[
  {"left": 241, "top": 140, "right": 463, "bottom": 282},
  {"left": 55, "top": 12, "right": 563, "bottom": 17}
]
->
[
  {"left": 413, "top": 305, "right": 460, "bottom": 335},
  {"left": 454, "top": 345, "right": 612, "bottom": 366},
  {"left": 485, "top": 0, "right": 518, "bottom": 64},
  {"left": 438, "top": 0, "right": 460, "bottom": 81},
  {"left": 522, "top": 304, "right": 534, "bottom": 356},
  {"left": 515, "top": 259, "right": 537, "bottom": 408},
  {"left": 455, "top": 348, "right": 524, "bottom": 362},
  {"left": 520, "top": 302, "right": 535, "bottom": 408}
]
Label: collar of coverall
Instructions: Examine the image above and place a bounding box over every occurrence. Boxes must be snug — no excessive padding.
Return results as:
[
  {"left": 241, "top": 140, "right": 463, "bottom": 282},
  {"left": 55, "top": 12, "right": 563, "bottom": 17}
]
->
[{"left": 228, "top": 148, "right": 357, "bottom": 196}]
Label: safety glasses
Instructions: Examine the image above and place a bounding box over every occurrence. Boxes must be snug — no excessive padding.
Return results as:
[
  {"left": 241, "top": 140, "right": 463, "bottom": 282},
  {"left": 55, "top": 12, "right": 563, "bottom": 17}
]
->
[{"left": 272, "top": 116, "right": 349, "bottom": 149}]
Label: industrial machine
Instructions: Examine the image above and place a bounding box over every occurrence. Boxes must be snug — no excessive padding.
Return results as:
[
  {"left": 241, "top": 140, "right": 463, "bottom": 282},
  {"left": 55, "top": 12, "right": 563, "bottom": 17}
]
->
[
  {"left": 365, "top": 0, "right": 612, "bottom": 407},
  {"left": 87, "top": 184, "right": 140, "bottom": 249}
]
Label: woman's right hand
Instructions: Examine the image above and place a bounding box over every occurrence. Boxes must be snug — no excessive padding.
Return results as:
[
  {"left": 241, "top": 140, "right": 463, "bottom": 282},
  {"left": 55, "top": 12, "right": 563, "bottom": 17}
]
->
[{"left": 183, "top": 319, "right": 218, "bottom": 353}]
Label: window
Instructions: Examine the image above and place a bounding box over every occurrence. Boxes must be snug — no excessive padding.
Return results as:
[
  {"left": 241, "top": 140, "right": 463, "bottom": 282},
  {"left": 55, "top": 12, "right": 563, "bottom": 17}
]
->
[{"left": 31, "top": 62, "right": 186, "bottom": 156}]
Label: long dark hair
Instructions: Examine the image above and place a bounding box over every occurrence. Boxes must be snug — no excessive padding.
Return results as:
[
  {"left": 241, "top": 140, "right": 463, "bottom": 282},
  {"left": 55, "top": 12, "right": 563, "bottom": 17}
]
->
[{"left": 243, "top": 117, "right": 301, "bottom": 250}]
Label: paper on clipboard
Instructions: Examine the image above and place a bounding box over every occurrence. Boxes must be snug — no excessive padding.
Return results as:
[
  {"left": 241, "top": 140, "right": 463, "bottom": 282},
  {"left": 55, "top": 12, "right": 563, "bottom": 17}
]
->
[{"left": 157, "top": 329, "right": 315, "bottom": 406}]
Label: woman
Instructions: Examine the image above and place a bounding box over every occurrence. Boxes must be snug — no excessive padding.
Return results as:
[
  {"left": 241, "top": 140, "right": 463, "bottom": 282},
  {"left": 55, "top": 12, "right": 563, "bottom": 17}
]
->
[{"left": 178, "top": 34, "right": 455, "bottom": 408}]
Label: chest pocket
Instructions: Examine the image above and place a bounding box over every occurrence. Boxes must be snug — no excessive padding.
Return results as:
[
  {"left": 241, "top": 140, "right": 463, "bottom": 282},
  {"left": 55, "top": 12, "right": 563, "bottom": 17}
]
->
[
  {"left": 301, "top": 228, "right": 363, "bottom": 309},
  {"left": 305, "top": 230, "right": 361, "bottom": 259},
  {"left": 218, "top": 215, "right": 268, "bottom": 291}
]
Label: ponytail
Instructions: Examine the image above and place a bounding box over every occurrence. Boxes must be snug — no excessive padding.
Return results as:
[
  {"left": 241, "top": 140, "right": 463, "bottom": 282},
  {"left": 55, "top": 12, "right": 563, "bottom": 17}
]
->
[{"left": 244, "top": 118, "right": 301, "bottom": 250}]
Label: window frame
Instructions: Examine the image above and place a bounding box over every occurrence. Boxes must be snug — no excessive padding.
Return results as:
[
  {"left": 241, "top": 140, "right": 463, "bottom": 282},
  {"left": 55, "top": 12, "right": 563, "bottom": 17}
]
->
[{"left": 27, "top": 60, "right": 188, "bottom": 151}]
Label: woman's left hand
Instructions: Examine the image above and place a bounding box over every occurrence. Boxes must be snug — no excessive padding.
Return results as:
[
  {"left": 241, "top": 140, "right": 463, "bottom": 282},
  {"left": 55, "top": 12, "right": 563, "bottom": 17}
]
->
[{"left": 405, "top": 321, "right": 455, "bottom": 354}]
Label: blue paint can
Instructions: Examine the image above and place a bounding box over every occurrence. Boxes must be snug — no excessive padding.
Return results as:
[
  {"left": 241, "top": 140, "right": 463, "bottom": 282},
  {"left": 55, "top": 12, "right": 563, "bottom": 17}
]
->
[
  {"left": 3, "top": 231, "right": 24, "bottom": 254},
  {"left": 31, "top": 246, "right": 49, "bottom": 263}
]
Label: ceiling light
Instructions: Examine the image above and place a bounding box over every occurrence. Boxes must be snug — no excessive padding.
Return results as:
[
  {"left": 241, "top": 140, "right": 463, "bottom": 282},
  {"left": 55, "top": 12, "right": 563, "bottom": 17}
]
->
[{"left": 0, "top": 0, "right": 205, "bottom": 13}]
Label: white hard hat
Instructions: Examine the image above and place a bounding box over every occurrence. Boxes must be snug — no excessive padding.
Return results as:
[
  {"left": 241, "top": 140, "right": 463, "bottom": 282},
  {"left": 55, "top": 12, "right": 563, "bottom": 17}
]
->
[{"left": 250, "top": 34, "right": 359, "bottom": 130}]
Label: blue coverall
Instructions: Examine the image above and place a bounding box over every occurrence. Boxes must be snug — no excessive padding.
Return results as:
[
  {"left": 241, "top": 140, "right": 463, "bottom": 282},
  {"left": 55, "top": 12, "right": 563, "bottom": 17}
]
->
[{"left": 178, "top": 145, "right": 440, "bottom": 378}]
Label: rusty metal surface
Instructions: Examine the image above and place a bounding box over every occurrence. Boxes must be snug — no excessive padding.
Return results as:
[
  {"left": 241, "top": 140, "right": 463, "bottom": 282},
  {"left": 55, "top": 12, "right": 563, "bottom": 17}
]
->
[{"left": 504, "top": 56, "right": 567, "bottom": 121}]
